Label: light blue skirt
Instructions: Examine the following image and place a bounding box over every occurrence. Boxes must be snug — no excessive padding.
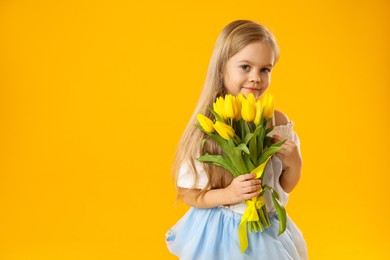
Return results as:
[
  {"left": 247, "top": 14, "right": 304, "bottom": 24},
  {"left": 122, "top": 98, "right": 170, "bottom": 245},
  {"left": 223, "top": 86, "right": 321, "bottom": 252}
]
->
[{"left": 166, "top": 207, "right": 307, "bottom": 260}]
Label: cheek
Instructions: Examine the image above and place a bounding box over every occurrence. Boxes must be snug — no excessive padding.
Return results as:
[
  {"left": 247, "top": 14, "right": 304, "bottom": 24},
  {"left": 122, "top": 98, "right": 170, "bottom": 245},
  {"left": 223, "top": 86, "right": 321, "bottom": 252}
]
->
[
  {"left": 223, "top": 71, "right": 241, "bottom": 93},
  {"left": 225, "top": 84, "right": 240, "bottom": 95},
  {"left": 261, "top": 75, "right": 271, "bottom": 88}
]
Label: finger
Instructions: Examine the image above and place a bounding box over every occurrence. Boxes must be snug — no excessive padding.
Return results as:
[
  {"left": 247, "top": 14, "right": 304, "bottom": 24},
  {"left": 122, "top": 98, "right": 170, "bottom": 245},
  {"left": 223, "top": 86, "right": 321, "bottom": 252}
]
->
[
  {"left": 243, "top": 190, "right": 260, "bottom": 200},
  {"left": 237, "top": 173, "right": 256, "bottom": 181},
  {"left": 273, "top": 134, "right": 285, "bottom": 141},
  {"left": 243, "top": 184, "right": 262, "bottom": 194},
  {"left": 274, "top": 134, "right": 292, "bottom": 143},
  {"left": 282, "top": 140, "right": 294, "bottom": 146},
  {"left": 243, "top": 179, "right": 261, "bottom": 187}
]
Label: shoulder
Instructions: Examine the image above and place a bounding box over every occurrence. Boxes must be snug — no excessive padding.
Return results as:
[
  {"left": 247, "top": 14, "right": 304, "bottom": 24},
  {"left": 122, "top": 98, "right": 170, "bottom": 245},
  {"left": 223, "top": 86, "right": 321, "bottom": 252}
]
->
[{"left": 274, "top": 109, "right": 290, "bottom": 126}]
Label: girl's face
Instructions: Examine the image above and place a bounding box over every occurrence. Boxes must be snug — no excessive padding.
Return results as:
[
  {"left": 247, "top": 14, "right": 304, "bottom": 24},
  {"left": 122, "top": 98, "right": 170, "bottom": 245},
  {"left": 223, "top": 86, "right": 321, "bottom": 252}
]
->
[{"left": 222, "top": 41, "right": 275, "bottom": 99}]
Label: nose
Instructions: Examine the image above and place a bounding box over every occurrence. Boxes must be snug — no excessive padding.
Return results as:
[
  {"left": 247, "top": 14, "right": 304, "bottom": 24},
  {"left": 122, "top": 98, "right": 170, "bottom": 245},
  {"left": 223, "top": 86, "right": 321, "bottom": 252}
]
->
[{"left": 249, "top": 71, "right": 261, "bottom": 83}]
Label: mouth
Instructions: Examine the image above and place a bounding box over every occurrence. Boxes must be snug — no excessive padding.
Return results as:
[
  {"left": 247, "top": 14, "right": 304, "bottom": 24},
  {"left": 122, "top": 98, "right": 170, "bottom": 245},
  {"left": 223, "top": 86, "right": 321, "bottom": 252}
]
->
[{"left": 242, "top": 87, "right": 260, "bottom": 91}]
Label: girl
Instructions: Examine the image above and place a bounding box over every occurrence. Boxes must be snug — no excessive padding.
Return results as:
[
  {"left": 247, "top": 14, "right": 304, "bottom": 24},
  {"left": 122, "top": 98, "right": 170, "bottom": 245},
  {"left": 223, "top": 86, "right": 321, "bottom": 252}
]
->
[{"left": 166, "top": 20, "right": 308, "bottom": 260}]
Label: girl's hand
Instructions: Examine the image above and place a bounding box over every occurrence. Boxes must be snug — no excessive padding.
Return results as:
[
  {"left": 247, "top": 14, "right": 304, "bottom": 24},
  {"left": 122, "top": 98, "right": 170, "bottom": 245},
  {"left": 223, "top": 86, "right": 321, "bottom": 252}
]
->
[
  {"left": 224, "top": 173, "right": 262, "bottom": 205},
  {"left": 273, "top": 134, "right": 302, "bottom": 170}
]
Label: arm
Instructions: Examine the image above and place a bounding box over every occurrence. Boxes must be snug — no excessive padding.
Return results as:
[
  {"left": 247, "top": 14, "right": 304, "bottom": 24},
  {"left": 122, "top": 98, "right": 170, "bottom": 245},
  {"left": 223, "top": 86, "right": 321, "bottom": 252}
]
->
[
  {"left": 279, "top": 159, "right": 302, "bottom": 193},
  {"left": 273, "top": 110, "right": 302, "bottom": 193},
  {"left": 273, "top": 134, "right": 302, "bottom": 193},
  {"left": 180, "top": 173, "right": 262, "bottom": 208}
]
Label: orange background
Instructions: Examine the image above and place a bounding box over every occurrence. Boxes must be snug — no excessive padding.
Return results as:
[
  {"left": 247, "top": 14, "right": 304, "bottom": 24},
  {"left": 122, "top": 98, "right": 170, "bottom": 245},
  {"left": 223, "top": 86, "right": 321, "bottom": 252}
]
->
[{"left": 0, "top": 0, "right": 389, "bottom": 259}]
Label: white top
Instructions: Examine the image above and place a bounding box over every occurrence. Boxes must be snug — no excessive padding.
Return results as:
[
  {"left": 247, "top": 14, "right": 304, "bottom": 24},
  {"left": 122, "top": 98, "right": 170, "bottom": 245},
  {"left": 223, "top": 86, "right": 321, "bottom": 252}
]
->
[{"left": 177, "top": 120, "right": 300, "bottom": 215}]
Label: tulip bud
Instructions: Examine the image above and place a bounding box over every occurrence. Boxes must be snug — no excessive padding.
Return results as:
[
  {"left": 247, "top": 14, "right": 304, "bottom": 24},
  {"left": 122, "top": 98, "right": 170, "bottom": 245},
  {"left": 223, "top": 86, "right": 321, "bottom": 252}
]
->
[
  {"left": 224, "top": 94, "right": 236, "bottom": 119},
  {"left": 197, "top": 114, "right": 215, "bottom": 133},
  {"left": 213, "top": 97, "right": 228, "bottom": 121},
  {"left": 254, "top": 100, "right": 262, "bottom": 126},
  {"left": 233, "top": 95, "right": 242, "bottom": 121},
  {"left": 214, "top": 121, "right": 235, "bottom": 140},
  {"left": 261, "top": 93, "right": 275, "bottom": 119},
  {"left": 241, "top": 93, "right": 256, "bottom": 122}
]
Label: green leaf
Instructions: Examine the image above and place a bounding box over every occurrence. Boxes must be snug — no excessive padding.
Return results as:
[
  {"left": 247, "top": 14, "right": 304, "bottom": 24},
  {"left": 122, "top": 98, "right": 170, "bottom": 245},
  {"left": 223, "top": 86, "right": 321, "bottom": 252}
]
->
[
  {"left": 196, "top": 153, "right": 240, "bottom": 176},
  {"left": 259, "top": 108, "right": 265, "bottom": 127},
  {"left": 228, "top": 140, "right": 248, "bottom": 174},
  {"left": 209, "top": 134, "right": 232, "bottom": 157},
  {"left": 194, "top": 123, "right": 208, "bottom": 134},
  {"left": 233, "top": 134, "right": 242, "bottom": 144},
  {"left": 249, "top": 136, "right": 257, "bottom": 165},
  {"left": 257, "top": 139, "right": 287, "bottom": 165},
  {"left": 272, "top": 138, "right": 287, "bottom": 148},
  {"left": 238, "top": 119, "right": 245, "bottom": 140},
  {"left": 263, "top": 185, "right": 280, "bottom": 200},
  {"left": 258, "top": 207, "right": 269, "bottom": 229},
  {"left": 248, "top": 126, "right": 262, "bottom": 165},
  {"left": 257, "top": 127, "right": 264, "bottom": 153},
  {"left": 235, "top": 143, "right": 250, "bottom": 154},
  {"left": 271, "top": 191, "right": 287, "bottom": 235},
  {"left": 208, "top": 107, "right": 224, "bottom": 122},
  {"left": 242, "top": 154, "right": 255, "bottom": 172},
  {"left": 244, "top": 121, "right": 251, "bottom": 134},
  {"left": 263, "top": 185, "right": 286, "bottom": 235},
  {"left": 262, "top": 206, "right": 271, "bottom": 227},
  {"left": 244, "top": 133, "right": 254, "bottom": 145},
  {"left": 263, "top": 136, "right": 273, "bottom": 148}
]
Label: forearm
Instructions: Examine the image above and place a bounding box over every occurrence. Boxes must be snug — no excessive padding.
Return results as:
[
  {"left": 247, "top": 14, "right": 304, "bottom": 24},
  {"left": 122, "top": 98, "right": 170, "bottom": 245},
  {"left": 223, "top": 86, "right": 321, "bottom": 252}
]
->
[
  {"left": 180, "top": 187, "right": 231, "bottom": 208},
  {"left": 279, "top": 164, "right": 302, "bottom": 193}
]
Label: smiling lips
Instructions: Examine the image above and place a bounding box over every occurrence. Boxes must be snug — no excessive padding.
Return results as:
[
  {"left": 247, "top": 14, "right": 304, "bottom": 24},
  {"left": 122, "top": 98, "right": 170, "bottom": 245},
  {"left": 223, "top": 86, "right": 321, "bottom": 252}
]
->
[{"left": 243, "top": 87, "right": 260, "bottom": 91}]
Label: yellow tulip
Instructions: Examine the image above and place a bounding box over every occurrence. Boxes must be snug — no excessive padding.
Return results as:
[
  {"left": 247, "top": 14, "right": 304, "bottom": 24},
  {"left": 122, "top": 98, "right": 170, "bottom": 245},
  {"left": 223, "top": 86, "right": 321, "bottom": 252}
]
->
[
  {"left": 254, "top": 100, "right": 262, "bottom": 126},
  {"left": 224, "top": 94, "right": 236, "bottom": 119},
  {"left": 241, "top": 93, "right": 256, "bottom": 122},
  {"left": 261, "top": 93, "right": 275, "bottom": 119},
  {"left": 233, "top": 95, "right": 243, "bottom": 121},
  {"left": 214, "top": 121, "right": 235, "bottom": 140},
  {"left": 197, "top": 114, "right": 215, "bottom": 133},
  {"left": 213, "top": 97, "right": 228, "bottom": 121}
]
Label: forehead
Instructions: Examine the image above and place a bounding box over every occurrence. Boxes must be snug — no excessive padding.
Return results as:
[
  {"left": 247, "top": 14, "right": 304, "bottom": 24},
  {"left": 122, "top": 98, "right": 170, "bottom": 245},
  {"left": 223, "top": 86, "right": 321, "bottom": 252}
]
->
[{"left": 229, "top": 41, "right": 275, "bottom": 66}]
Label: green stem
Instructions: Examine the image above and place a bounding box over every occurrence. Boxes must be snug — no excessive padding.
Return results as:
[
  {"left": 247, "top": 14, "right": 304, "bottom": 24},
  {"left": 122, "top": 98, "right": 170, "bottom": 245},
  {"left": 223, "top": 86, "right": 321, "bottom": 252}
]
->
[{"left": 262, "top": 206, "right": 270, "bottom": 227}]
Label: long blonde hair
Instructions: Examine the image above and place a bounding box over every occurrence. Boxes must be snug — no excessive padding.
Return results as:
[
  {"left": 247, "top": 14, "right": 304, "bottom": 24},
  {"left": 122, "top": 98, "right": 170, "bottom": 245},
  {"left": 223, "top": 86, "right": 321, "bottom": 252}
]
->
[{"left": 172, "top": 20, "right": 280, "bottom": 197}]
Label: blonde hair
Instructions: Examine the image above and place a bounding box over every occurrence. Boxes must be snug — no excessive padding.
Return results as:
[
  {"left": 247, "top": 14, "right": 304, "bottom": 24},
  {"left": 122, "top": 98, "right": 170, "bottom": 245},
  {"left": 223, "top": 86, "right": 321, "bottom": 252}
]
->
[{"left": 172, "top": 20, "right": 280, "bottom": 197}]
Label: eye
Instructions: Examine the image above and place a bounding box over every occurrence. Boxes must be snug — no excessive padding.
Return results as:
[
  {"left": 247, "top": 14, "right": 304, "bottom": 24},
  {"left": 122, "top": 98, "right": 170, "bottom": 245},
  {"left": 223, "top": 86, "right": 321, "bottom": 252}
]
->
[
  {"left": 240, "top": 65, "right": 250, "bottom": 71},
  {"left": 261, "top": 68, "right": 271, "bottom": 74}
]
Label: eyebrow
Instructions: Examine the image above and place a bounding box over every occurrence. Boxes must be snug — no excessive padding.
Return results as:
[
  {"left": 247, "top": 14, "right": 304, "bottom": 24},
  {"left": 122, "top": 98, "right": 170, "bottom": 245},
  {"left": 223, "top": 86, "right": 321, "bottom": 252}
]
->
[{"left": 237, "top": 60, "right": 273, "bottom": 67}]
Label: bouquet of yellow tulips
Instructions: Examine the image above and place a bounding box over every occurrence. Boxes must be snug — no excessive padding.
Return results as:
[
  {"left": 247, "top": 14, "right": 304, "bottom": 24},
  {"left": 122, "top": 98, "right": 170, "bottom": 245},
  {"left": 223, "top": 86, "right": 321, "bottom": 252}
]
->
[{"left": 196, "top": 93, "right": 287, "bottom": 253}]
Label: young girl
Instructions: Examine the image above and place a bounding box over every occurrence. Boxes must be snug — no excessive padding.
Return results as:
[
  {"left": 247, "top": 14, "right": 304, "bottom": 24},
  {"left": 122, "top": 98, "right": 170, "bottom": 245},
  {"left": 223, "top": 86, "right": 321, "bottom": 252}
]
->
[{"left": 166, "top": 20, "right": 308, "bottom": 260}]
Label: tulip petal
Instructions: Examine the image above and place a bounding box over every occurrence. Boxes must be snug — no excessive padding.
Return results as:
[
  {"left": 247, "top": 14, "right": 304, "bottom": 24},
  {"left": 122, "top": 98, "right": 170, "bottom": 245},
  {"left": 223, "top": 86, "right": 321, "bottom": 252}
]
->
[
  {"left": 197, "top": 114, "right": 214, "bottom": 133},
  {"left": 224, "top": 94, "right": 235, "bottom": 119},
  {"left": 214, "top": 121, "right": 235, "bottom": 140},
  {"left": 254, "top": 100, "right": 262, "bottom": 126}
]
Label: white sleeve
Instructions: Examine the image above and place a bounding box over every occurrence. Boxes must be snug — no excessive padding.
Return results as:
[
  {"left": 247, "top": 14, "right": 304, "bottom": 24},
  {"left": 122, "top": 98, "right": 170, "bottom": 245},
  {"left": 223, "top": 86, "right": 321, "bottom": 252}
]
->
[
  {"left": 263, "top": 156, "right": 290, "bottom": 210},
  {"left": 263, "top": 123, "right": 302, "bottom": 210},
  {"left": 177, "top": 160, "right": 209, "bottom": 189},
  {"left": 265, "top": 129, "right": 301, "bottom": 210}
]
